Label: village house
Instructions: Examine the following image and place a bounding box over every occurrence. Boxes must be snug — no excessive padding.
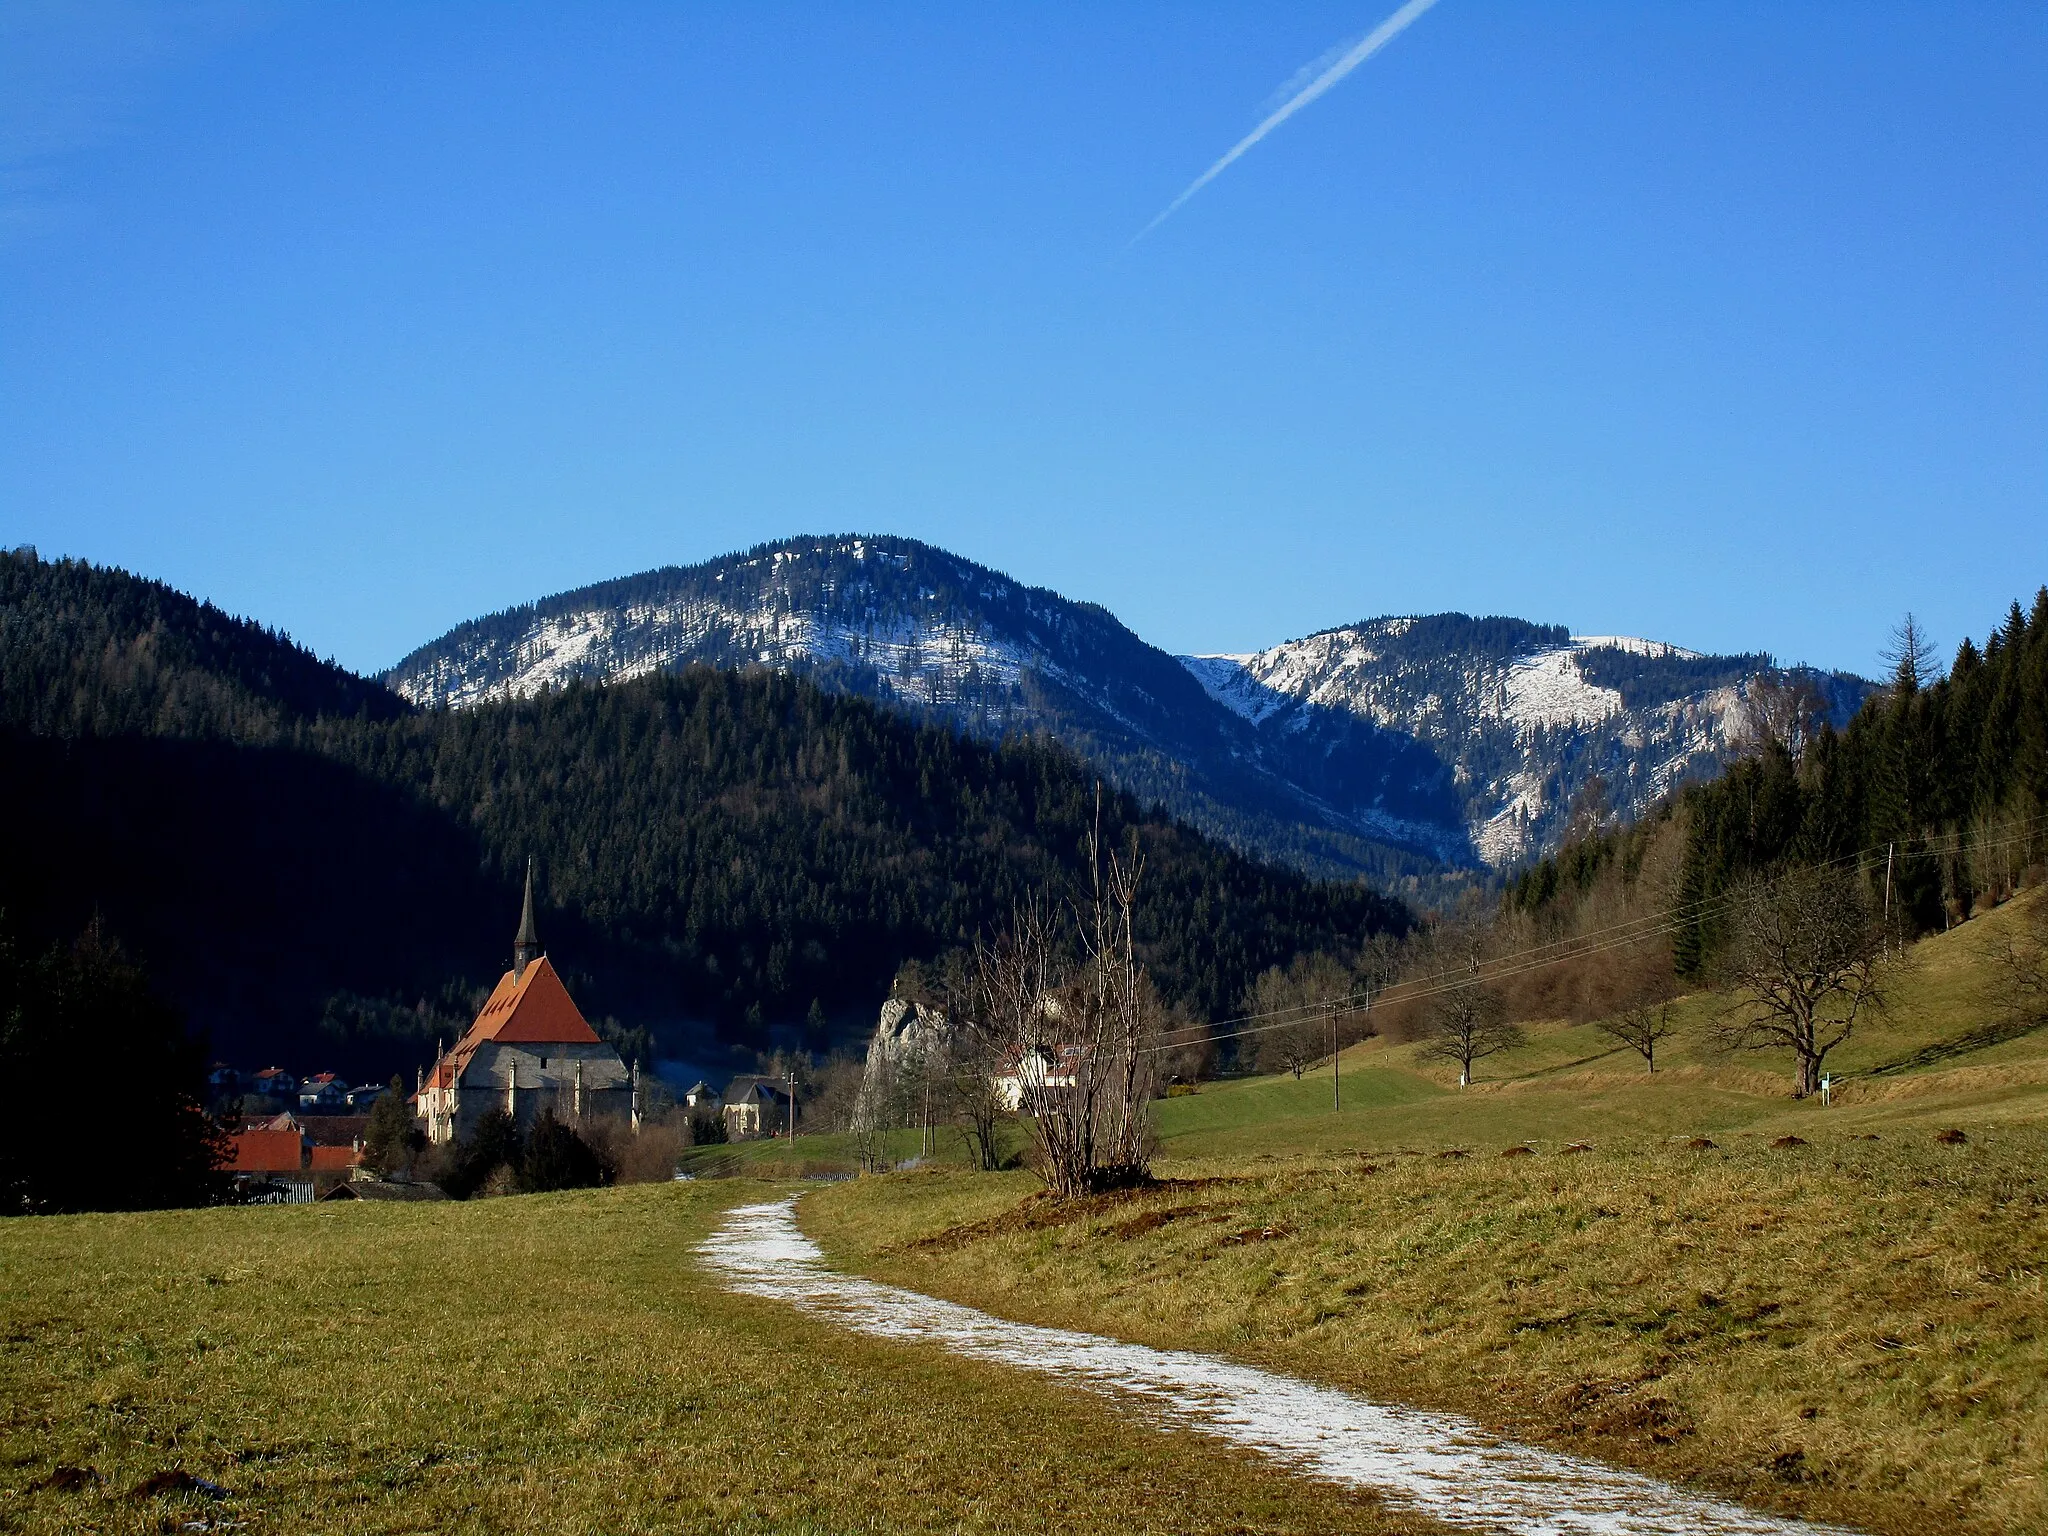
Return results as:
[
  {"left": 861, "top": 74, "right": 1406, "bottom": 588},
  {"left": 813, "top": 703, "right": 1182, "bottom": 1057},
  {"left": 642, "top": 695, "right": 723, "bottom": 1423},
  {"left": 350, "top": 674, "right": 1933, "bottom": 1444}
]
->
[
  {"left": 223, "top": 1111, "right": 362, "bottom": 1200},
  {"left": 413, "top": 861, "right": 637, "bottom": 1145},
  {"left": 721, "top": 1076, "right": 792, "bottom": 1140},
  {"left": 225, "top": 1115, "right": 313, "bottom": 1203},
  {"left": 297, "top": 1072, "right": 350, "bottom": 1112},
  {"left": 992, "top": 1045, "right": 1081, "bottom": 1112},
  {"left": 248, "top": 1067, "right": 297, "bottom": 1103},
  {"left": 308, "top": 1143, "right": 361, "bottom": 1175},
  {"left": 682, "top": 1080, "right": 720, "bottom": 1112}
]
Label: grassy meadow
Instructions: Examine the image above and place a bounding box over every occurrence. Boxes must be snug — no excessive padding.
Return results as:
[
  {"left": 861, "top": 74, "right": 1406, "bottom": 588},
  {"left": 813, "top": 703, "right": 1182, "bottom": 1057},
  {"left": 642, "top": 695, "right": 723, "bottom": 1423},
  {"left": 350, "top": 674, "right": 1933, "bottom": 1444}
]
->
[
  {"left": 801, "top": 891, "right": 2048, "bottom": 1536},
  {"left": 0, "top": 1181, "right": 1436, "bottom": 1536},
  {"left": 5, "top": 893, "right": 2044, "bottom": 1535}
]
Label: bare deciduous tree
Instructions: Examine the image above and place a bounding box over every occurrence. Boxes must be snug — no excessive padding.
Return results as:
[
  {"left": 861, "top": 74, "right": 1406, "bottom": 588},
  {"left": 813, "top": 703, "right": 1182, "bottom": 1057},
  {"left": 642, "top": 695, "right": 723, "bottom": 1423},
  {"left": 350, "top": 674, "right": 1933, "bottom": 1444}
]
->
[
  {"left": 979, "top": 801, "right": 1160, "bottom": 1196},
  {"left": 1711, "top": 868, "right": 1893, "bottom": 1097},
  {"left": 1410, "top": 923, "right": 1524, "bottom": 1086},
  {"left": 1596, "top": 999, "right": 1679, "bottom": 1071},
  {"left": 1415, "top": 984, "right": 1524, "bottom": 1086},
  {"left": 1735, "top": 673, "right": 1829, "bottom": 760},
  {"left": 935, "top": 1018, "right": 1011, "bottom": 1173},
  {"left": 1245, "top": 953, "right": 1354, "bottom": 1079},
  {"left": 849, "top": 1080, "right": 891, "bottom": 1174}
]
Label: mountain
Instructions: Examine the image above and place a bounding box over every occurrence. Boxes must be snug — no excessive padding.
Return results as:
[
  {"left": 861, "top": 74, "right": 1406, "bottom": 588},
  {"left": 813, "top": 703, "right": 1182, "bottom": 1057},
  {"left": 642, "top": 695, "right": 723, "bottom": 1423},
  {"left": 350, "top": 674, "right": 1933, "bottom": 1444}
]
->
[
  {"left": 1186, "top": 616, "right": 1873, "bottom": 867},
  {"left": 1, "top": 549, "right": 1402, "bottom": 1079},
  {"left": 386, "top": 536, "right": 1472, "bottom": 881},
  {"left": 389, "top": 536, "right": 1873, "bottom": 875}
]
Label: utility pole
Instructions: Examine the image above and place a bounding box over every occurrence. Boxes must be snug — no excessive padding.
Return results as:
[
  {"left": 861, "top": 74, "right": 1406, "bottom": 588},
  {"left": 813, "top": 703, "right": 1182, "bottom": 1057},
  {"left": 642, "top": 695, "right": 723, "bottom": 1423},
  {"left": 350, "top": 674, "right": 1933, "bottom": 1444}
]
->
[
  {"left": 1883, "top": 841, "right": 1896, "bottom": 956},
  {"left": 1330, "top": 1003, "right": 1341, "bottom": 1113}
]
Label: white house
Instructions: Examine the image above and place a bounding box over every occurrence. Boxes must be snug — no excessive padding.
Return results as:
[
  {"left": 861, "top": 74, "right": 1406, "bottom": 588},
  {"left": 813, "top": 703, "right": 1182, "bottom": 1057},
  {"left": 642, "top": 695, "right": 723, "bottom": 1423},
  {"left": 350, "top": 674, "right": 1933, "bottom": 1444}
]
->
[
  {"left": 721, "top": 1076, "right": 792, "bottom": 1140},
  {"left": 992, "top": 1045, "right": 1080, "bottom": 1112},
  {"left": 297, "top": 1073, "right": 350, "bottom": 1112}
]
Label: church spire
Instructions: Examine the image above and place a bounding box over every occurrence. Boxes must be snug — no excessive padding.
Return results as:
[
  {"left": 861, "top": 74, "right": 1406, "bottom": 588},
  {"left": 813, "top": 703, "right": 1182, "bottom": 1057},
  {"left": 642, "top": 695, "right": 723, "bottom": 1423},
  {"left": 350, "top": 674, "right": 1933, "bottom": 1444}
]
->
[{"left": 513, "top": 856, "right": 543, "bottom": 980}]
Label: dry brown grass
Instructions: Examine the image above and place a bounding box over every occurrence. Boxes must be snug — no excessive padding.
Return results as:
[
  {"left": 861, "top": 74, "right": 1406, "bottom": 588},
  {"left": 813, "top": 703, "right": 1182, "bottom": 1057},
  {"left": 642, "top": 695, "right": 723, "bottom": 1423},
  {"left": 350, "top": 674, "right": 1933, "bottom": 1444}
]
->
[
  {"left": 0, "top": 1182, "right": 1441, "bottom": 1535},
  {"left": 806, "top": 1125, "right": 2048, "bottom": 1536}
]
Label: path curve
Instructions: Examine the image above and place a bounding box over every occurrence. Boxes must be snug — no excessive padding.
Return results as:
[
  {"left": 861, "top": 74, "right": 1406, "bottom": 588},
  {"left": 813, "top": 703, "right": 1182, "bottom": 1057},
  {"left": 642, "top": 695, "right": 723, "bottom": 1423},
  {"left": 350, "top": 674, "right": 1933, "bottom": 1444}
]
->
[{"left": 697, "top": 1198, "right": 1861, "bottom": 1536}]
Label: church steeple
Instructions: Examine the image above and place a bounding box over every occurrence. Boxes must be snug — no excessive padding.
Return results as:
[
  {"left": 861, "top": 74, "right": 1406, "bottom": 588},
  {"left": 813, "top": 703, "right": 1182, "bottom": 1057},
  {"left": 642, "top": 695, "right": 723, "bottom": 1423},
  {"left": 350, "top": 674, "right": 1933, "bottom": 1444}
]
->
[{"left": 513, "top": 856, "right": 543, "bottom": 980}]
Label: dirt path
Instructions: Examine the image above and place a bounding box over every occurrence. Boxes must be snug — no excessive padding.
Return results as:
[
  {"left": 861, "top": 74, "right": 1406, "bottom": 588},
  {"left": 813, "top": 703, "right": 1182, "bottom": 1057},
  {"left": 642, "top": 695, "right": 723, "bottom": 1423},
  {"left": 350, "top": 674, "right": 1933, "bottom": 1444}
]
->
[{"left": 698, "top": 1198, "right": 1862, "bottom": 1536}]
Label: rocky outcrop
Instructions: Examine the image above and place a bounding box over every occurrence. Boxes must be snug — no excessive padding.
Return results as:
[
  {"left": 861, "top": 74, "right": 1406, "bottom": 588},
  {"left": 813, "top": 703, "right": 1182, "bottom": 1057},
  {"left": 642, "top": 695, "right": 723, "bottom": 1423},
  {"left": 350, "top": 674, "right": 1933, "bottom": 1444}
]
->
[{"left": 856, "top": 996, "right": 953, "bottom": 1126}]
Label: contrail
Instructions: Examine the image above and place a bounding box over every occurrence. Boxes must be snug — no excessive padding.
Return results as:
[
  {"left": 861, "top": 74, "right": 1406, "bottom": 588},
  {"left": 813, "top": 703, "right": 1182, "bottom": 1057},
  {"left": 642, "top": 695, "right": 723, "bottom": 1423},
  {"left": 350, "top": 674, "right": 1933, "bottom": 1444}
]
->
[{"left": 1133, "top": 0, "right": 1443, "bottom": 244}]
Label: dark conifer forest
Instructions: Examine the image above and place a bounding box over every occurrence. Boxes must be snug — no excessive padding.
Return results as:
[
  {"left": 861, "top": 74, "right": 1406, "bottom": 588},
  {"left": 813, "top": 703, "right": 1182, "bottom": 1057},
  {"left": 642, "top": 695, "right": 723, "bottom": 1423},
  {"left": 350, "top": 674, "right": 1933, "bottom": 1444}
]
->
[{"left": 0, "top": 551, "right": 1406, "bottom": 1077}]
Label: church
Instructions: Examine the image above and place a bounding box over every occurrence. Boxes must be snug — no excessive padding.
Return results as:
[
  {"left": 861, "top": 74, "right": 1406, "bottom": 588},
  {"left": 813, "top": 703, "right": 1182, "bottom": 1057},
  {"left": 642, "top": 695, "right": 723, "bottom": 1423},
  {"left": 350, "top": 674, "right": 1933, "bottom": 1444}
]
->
[{"left": 415, "top": 861, "right": 636, "bottom": 1145}]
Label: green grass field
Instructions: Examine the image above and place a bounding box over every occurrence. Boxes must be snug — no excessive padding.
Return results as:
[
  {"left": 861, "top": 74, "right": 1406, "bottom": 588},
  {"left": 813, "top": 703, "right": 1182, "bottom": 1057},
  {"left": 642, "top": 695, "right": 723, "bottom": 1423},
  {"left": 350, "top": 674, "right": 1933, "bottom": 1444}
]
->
[
  {"left": 0, "top": 1182, "right": 1437, "bottom": 1535},
  {"left": 6, "top": 893, "right": 2044, "bottom": 1534},
  {"left": 1148, "top": 885, "right": 2048, "bottom": 1163},
  {"left": 798, "top": 892, "right": 2048, "bottom": 1536}
]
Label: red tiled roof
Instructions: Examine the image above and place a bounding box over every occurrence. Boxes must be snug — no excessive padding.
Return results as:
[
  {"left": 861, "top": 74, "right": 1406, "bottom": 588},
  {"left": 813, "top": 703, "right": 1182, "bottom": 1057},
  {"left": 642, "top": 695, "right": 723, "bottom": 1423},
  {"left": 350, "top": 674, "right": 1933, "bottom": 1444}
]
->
[
  {"left": 427, "top": 956, "right": 606, "bottom": 1094},
  {"left": 226, "top": 1128, "right": 305, "bottom": 1173},
  {"left": 465, "top": 956, "right": 600, "bottom": 1046},
  {"left": 307, "top": 1144, "right": 360, "bottom": 1171}
]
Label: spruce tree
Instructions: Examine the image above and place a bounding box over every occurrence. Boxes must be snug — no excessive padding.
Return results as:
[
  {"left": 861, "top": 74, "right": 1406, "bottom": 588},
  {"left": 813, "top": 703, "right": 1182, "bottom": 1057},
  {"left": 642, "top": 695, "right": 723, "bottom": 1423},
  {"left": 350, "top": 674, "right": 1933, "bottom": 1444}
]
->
[{"left": 361, "top": 1075, "right": 421, "bottom": 1178}]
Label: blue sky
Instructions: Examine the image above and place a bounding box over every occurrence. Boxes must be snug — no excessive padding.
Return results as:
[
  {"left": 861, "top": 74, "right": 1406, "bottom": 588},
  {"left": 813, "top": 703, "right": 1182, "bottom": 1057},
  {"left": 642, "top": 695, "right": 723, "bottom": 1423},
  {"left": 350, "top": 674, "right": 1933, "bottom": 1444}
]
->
[{"left": 2, "top": 2, "right": 2042, "bottom": 678}]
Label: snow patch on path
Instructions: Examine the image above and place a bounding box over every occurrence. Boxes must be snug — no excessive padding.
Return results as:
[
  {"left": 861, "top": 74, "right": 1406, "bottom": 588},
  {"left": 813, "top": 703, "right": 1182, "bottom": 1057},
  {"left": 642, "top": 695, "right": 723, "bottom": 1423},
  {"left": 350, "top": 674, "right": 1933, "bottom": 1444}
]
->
[{"left": 697, "top": 1199, "right": 1860, "bottom": 1536}]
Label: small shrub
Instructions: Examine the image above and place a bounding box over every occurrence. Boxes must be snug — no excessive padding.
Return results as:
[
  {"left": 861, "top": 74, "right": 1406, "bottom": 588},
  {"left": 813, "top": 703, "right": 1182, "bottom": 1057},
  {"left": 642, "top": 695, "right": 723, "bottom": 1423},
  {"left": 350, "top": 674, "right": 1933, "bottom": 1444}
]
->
[{"left": 522, "top": 1110, "right": 610, "bottom": 1192}]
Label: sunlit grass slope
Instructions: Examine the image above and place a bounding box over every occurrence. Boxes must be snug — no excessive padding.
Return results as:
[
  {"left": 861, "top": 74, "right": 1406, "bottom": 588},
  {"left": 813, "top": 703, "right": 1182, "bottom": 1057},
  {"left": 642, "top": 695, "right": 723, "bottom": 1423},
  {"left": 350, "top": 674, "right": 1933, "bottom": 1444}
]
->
[
  {"left": 804, "top": 894, "right": 2048, "bottom": 1536},
  {"left": 0, "top": 1183, "right": 1432, "bottom": 1536},
  {"left": 808, "top": 1131, "right": 2047, "bottom": 1536},
  {"left": 1153, "top": 885, "right": 2048, "bottom": 1163}
]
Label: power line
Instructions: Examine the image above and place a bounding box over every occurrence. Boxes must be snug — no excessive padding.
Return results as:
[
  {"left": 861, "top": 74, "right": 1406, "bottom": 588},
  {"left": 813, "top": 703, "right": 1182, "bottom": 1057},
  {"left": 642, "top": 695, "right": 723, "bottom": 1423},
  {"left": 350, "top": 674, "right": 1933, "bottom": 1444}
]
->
[
  {"left": 1139, "top": 812, "right": 2048, "bottom": 1060},
  {"left": 882, "top": 810, "right": 2048, "bottom": 1084}
]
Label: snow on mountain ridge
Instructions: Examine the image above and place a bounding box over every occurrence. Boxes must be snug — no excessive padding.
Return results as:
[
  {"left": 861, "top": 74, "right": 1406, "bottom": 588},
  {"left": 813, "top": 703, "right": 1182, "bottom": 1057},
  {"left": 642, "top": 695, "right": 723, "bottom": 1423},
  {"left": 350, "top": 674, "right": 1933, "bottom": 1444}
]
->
[
  {"left": 387, "top": 538, "right": 1870, "bottom": 881},
  {"left": 391, "top": 587, "right": 1042, "bottom": 720},
  {"left": 385, "top": 536, "right": 1481, "bottom": 882},
  {"left": 1178, "top": 623, "right": 1806, "bottom": 868}
]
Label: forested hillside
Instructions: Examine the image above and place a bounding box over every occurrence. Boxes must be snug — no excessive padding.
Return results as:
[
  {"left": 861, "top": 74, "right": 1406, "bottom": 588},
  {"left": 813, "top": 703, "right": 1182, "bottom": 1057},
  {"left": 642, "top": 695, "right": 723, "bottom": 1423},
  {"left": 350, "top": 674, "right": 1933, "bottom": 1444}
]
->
[
  {"left": 0, "top": 551, "right": 1405, "bottom": 1078},
  {"left": 386, "top": 534, "right": 1471, "bottom": 883},
  {"left": 0, "top": 551, "right": 403, "bottom": 738},
  {"left": 385, "top": 535, "right": 1873, "bottom": 884},
  {"left": 1504, "top": 589, "right": 2048, "bottom": 975}
]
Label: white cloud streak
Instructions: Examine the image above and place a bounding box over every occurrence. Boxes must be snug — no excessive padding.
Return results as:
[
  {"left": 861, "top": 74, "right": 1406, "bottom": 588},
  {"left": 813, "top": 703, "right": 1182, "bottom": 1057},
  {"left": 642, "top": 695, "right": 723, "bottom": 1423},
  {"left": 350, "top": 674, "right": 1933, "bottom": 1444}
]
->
[{"left": 1133, "top": 0, "right": 1443, "bottom": 244}]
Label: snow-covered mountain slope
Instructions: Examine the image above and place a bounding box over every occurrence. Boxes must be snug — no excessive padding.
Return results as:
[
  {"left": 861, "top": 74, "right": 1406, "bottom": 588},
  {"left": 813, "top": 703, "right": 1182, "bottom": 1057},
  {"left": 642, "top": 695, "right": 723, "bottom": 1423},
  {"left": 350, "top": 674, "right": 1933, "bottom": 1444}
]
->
[
  {"left": 395, "top": 539, "right": 1032, "bottom": 715},
  {"left": 1184, "top": 617, "right": 1870, "bottom": 867},
  {"left": 387, "top": 537, "right": 1471, "bottom": 880},
  {"left": 389, "top": 540, "right": 1870, "bottom": 878}
]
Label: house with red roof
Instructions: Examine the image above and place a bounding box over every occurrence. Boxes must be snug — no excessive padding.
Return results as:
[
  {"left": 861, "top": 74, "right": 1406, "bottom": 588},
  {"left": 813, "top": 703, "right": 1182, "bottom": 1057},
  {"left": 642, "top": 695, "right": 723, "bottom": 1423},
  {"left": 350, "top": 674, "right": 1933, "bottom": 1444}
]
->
[
  {"left": 221, "top": 1112, "right": 361, "bottom": 1199},
  {"left": 226, "top": 1125, "right": 307, "bottom": 1176},
  {"left": 414, "top": 860, "right": 636, "bottom": 1145},
  {"left": 248, "top": 1067, "right": 298, "bottom": 1103}
]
